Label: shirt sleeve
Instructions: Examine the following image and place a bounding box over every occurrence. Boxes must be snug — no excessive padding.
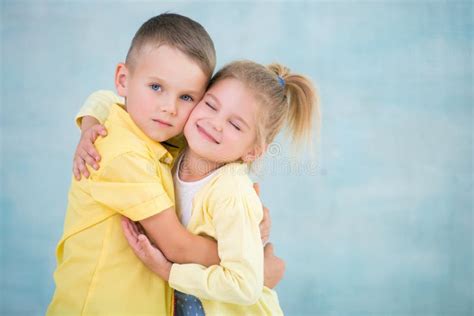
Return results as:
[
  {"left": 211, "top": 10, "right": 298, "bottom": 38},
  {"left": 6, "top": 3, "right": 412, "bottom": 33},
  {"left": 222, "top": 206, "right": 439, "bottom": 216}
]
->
[
  {"left": 89, "top": 151, "right": 174, "bottom": 221},
  {"left": 169, "top": 186, "right": 264, "bottom": 305},
  {"left": 75, "top": 90, "right": 123, "bottom": 127}
]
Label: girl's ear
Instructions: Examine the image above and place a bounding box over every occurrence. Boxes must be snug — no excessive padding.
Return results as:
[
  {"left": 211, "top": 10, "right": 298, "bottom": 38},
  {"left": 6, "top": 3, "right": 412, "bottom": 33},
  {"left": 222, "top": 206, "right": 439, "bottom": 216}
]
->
[
  {"left": 115, "top": 63, "right": 129, "bottom": 97},
  {"left": 242, "top": 143, "right": 268, "bottom": 163}
]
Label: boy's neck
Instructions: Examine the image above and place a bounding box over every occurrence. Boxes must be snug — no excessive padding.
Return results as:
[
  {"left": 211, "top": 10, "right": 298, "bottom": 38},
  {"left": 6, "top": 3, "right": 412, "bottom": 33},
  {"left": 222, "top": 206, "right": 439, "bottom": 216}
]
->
[{"left": 179, "top": 149, "right": 224, "bottom": 182}]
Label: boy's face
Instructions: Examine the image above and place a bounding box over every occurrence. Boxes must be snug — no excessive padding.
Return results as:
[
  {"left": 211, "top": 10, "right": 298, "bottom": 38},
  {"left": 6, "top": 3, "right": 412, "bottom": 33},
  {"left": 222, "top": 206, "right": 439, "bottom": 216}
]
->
[
  {"left": 115, "top": 44, "right": 208, "bottom": 142},
  {"left": 184, "top": 78, "right": 260, "bottom": 163}
]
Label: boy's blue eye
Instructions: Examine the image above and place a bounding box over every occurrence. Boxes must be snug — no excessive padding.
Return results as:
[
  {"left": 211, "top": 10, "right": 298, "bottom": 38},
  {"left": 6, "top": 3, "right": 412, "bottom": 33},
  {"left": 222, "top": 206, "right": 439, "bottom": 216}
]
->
[
  {"left": 150, "top": 84, "right": 161, "bottom": 91},
  {"left": 230, "top": 121, "right": 241, "bottom": 131},
  {"left": 181, "top": 95, "right": 193, "bottom": 102}
]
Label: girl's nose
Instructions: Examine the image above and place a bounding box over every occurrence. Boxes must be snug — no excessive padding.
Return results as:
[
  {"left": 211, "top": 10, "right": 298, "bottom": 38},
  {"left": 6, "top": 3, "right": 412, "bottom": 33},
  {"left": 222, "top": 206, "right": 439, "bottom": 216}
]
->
[{"left": 211, "top": 118, "right": 223, "bottom": 132}]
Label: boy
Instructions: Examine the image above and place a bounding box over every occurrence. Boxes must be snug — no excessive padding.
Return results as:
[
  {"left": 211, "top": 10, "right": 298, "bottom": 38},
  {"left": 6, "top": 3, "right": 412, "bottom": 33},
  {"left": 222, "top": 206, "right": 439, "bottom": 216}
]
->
[{"left": 47, "top": 13, "right": 219, "bottom": 315}]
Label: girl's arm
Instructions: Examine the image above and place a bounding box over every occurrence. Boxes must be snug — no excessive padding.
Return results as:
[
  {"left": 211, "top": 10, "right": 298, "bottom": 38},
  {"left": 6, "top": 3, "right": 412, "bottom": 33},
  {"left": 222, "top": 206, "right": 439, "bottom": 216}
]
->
[
  {"left": 73, "top": 116, "right": 107, "bottom": 179},
  {"left": 167, "top": 185, "right": 266, "bottom": 305},
  {"left": 73, "top": 90, "right": 120, "bottom": 179},
  {"left": 75, "top": 90, "right": 122, "bottom": 127}
]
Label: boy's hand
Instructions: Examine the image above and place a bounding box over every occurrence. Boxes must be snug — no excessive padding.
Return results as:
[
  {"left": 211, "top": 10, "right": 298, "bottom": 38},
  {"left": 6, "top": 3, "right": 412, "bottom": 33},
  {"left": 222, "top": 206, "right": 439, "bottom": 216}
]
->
[
  {"left": 253, "top": 183, "right": 271, "bottom": 245},
  {"left": 73, "top": 122, "right": 107, "bottom": 180},
  {"left": 263, "top": 243, "right": 286, "bottom": 289},
  {"left": 121, "top": 217, "right": 172, "bottom": 281}
]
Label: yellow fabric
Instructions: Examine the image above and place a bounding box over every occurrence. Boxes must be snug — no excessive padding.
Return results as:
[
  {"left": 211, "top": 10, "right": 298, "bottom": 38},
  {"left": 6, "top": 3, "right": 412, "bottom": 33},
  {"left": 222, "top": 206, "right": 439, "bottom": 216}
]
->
[
  {"left": 75, "top": 90, "right": 123, "bottom": 128},
  {"left": 47, "top": 103, "right": 177, "bottom": 316},
  {"left": 169, "top": 163, "right": 284, "bottom": 315}
]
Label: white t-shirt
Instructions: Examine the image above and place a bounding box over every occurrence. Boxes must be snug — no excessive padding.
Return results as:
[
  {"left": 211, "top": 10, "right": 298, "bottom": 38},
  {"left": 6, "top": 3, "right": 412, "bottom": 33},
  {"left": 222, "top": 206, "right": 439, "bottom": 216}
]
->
[{"left": 173, "top": 154, "right": 219, "bottom": 227}]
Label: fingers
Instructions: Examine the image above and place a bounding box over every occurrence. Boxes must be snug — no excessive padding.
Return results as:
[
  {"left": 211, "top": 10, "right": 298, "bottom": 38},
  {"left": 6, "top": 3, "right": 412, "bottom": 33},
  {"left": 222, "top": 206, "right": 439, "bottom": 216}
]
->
[
  {"left": 75, "top": 155, "right": 90, "bottom": 178},
  {"left": 261, "top": 233, "right": 270, "bottom": 246},
  {"left": 260, "top": 207, "right": 271, "bottom": 227},
  {"left": 73, "top": 146, "right": 97, "bottom": 179},
  {"left": 85, "top": 144, "right": 100, "bottom": 165},
  {"left": 73, "top": 158, "right": 82, "bottom": 181},
  {"left": 264, "top": 242, "right": 274, "bottom": 255},
  {"left": 86, "top": 131, "right": 103, "bottom": 162},
  {"left": 73, "top": 124, "right": 105, "bottom": 181},
  {"left": 253, "top": 182, "right": 260, "bottom": 196},
  {"left": 131, "top": 222, "right": 142, "bottom": 237},
  {"left": 259, "top": 205, "right": 271, "bottom": 245},
  {"left": 94, "top": 124, "right": 108, "bottom": 138},
  {"left": 80, "top": 147, "right": 99, "bottom": 170},
  {"left": 262, "top": 206, "right": 271, "bottom": 230},
  {"left": 138, "top": 234, "right": 154, "bottom": 256},
  {"left": 126, "top": 218, "right": 140, "bottom": 238},
  {"left": 263, "top": 206, "right": 270, "bottom": 221},
  {"left": 136, "top": 222, "right": 146, "bottom": 235},
  {"left": 121, "top": 218, "right": 139, "bottom": 250}
]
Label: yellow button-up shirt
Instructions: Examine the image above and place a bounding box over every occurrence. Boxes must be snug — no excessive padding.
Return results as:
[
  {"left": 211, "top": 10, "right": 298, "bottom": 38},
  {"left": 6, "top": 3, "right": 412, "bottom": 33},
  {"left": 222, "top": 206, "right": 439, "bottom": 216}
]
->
[
  {"left": 169, "top": 163, "right": 284, "bottom": 316},
  {"left": 47, "top": 103, "right": 177, "bottom": 316}
]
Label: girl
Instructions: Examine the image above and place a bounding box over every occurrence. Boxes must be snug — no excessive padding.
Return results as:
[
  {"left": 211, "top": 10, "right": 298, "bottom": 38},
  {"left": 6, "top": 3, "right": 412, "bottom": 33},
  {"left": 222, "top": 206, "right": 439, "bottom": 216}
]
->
[{"left": 75, "top": 60, "right": 319, "bottom": 315}]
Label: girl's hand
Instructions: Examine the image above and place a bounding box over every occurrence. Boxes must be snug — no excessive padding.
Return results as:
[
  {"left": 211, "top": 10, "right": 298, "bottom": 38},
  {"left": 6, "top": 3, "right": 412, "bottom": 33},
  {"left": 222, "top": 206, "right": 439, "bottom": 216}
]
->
[
  {"left": 263, "top": 243, "right": 286, "bottom": 289},
  {"left": 121, "top": 217, "right": 172, "bottom": 281},
  {"left": 73, "top": 121, "right": 107, "bottom": 180},
  {"left": 254, "top": 183, "right": 272, "bottom": 245}
]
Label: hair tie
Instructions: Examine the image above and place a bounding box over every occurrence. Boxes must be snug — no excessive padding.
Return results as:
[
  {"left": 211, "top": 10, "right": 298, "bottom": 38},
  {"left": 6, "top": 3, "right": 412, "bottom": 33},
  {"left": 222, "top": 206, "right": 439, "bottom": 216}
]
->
[{"left": 277, "top": 75, "right": 285, "bottom": 87}]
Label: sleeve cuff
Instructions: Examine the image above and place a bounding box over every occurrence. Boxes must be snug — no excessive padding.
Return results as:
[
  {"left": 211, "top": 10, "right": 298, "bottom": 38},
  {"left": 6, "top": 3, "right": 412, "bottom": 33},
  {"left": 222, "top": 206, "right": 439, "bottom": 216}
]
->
[{"left": 121, "top": 192, "right": 174, "bottom": 221}]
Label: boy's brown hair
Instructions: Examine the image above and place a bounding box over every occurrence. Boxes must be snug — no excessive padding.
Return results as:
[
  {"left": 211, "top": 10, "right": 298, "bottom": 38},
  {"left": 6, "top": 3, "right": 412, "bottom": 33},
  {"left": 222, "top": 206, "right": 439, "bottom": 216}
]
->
[{"left": 126, "top": 13, "right": 216, "bottom": 78}]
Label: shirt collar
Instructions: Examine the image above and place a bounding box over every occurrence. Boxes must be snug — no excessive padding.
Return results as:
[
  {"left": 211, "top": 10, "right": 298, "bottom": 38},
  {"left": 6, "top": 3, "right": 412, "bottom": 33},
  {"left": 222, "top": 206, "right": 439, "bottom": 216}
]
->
[{"left": 109, "top": 103, "right": 174, "bottom": 166}]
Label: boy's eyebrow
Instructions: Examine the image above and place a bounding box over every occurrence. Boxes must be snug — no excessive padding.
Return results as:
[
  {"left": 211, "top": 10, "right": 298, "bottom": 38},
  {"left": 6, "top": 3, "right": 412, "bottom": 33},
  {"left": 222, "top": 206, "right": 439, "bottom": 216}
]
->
[
  {"left": 147, "top": 75, "right": 166, "bottom": 82},
  {"left": 147, "top": 76, "right": 201, "bottom": 96},
  {"left": 207, "top": 93, "right": 250, "bottom": 129}
]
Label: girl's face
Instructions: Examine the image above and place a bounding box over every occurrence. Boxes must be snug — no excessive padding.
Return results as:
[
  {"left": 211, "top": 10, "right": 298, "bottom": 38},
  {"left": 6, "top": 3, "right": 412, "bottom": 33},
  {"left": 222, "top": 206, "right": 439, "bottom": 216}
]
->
[{"left": 184, "top": 78, "right": 260, "bottom": 163}]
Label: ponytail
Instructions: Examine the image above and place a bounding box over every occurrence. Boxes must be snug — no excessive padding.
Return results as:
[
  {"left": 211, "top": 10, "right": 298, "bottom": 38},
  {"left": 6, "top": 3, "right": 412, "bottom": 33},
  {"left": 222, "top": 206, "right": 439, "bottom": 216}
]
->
[{"left": 268, "top": 63, "right": 320, "bottom": 148}]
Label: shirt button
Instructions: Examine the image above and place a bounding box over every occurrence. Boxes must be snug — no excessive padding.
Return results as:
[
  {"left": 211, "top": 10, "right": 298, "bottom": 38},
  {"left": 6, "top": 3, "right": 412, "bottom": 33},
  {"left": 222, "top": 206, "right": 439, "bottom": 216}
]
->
[{"left": 164, "top": 157, "right": 172, "bottom": 164}]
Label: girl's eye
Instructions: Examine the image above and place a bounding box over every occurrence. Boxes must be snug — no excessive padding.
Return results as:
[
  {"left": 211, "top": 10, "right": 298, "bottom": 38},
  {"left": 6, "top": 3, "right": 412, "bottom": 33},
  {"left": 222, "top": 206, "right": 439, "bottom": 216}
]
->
[
  {"left": 181, "top": 95, "right": 193, "bottom": 102},
  {"left": 230, "top": 121, "right": 241, "bottom": 131},
  {"left": 150, "top": 84, "right": 161, "bottom": 91},
  {"left": 206, "top": 102, "right": 216, "bottom": 111}
]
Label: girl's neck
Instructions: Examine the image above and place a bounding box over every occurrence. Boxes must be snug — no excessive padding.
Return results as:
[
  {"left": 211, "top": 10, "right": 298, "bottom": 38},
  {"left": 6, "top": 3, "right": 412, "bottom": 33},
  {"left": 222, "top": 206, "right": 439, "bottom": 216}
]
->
[{"left": 179, "top": 148, "right": 224, "bottom": 182}]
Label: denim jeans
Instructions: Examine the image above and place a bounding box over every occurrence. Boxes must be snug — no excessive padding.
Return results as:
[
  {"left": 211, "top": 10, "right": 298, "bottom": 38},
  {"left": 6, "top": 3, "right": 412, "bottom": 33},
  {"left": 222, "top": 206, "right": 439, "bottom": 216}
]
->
[{"left": 174, "top": 290, "right": 205, "bottom": 316}]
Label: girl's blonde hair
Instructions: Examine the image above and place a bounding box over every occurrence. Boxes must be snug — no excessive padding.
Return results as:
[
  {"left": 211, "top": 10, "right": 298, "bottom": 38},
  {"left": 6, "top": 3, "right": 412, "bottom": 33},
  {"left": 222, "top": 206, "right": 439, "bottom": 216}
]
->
[{"left": 209, "top": 60, "right": 320, "bottom": 157}]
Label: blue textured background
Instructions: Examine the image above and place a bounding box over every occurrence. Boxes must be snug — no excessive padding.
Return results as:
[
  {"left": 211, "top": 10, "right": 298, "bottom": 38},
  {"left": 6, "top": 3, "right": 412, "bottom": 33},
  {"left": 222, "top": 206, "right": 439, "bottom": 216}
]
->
[{"left": 1, "top": 1, "right": 472, "bottom": 315}]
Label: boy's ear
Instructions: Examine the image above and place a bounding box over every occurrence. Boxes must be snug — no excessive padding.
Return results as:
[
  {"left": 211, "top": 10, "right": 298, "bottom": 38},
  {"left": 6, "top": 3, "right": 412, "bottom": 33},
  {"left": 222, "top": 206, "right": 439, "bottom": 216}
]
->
[{"left": 115, "top": 63, "right": 129, "bottom": 97}]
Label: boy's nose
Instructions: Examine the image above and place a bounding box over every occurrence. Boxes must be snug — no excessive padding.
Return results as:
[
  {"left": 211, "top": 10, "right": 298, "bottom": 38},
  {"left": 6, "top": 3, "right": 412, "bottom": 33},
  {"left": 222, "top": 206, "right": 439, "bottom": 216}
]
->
[{"left": 159, "top": 99, "right": 177, "bottom": 116}]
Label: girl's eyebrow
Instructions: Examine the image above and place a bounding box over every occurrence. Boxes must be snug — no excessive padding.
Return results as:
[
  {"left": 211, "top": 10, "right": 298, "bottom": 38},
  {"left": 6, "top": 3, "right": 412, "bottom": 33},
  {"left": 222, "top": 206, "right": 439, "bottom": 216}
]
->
[
  {"left": 206, "top": 93, "right": 221, "bottom": 106},
  {"left": 234, "top": 116, "right": 250, "bottom": 129},
  {"left": 207, "top": 93, "right": 250, "bottom": 129}
]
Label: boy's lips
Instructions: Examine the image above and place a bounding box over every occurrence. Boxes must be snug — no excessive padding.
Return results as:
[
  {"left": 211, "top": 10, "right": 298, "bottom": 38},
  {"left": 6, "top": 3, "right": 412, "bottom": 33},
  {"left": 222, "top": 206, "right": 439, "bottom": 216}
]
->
[
  {"left": 196, "top": 123, "right": 219, "bottom": 144},
  {"left": 152, "top": 119, "right": 173, "bottom": 127}
]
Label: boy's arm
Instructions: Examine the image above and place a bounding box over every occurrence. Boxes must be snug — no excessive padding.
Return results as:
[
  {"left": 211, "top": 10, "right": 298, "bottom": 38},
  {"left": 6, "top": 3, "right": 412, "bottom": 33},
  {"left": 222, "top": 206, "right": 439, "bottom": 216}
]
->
[
  {"left": 90, "top": 151, "right": 219, "bottom": 267},
  {"left": 140, "top": 208, "right": 219, "bottom": 266}
]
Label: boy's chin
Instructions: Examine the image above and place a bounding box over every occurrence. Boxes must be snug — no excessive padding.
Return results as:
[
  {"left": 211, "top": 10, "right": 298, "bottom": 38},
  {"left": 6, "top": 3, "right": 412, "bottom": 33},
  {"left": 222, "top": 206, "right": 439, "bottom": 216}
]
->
[{"left": 148, "top": 132, "right": 177, "bottom": 143}]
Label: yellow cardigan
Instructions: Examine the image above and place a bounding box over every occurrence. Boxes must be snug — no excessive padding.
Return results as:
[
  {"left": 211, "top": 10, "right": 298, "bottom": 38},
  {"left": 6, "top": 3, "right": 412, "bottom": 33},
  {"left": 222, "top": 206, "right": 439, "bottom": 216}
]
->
[{"left": 169, "top": 162, "right": 283, "bottom": 315}]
